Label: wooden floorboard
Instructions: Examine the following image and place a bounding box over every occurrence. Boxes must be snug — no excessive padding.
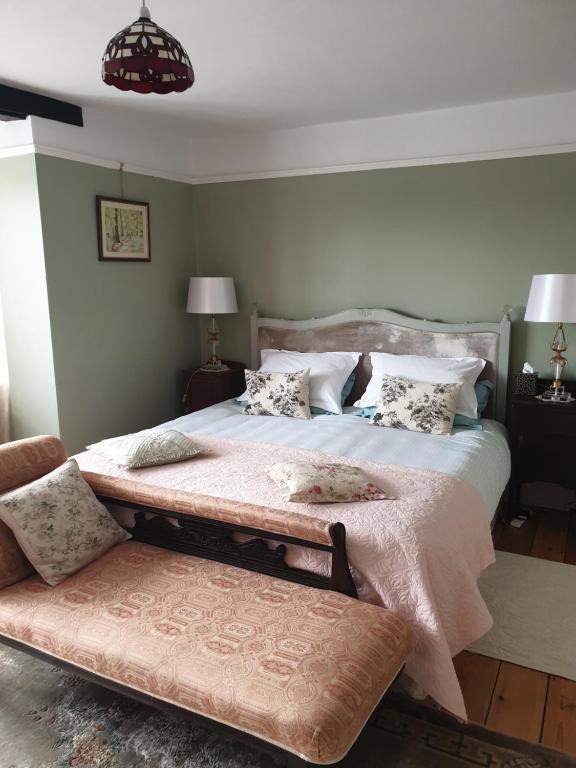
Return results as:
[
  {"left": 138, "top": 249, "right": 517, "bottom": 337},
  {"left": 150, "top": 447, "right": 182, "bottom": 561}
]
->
[
  {"left": 473, "top": 509, "right": 576, "bottom": 756},
  {"left": 564, "top": 513, "right": 576, "bottom": 565},
  {"left": 541, "top": 677, "right": 576, "bottom": 755},
  {"left": 530, "top": 509, "right": 569, "bottom": 562},
  {"left": 495, "top": 511, "right": 538, "bottom": 555},
  {"left": 454, "top": 651, "right": 500, "bottom": 724},
  {"left": 485, "top": 662, "right": 548, "bottom": 742},
  {"left": 491, "top": 517, "right": 506, "bottom": 549}
]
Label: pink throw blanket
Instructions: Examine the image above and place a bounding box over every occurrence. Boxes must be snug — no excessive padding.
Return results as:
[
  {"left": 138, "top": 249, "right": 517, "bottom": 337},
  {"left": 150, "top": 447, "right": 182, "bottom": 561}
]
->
[{"left": 77, "top": 435, "right": 495, "bottom": 718}]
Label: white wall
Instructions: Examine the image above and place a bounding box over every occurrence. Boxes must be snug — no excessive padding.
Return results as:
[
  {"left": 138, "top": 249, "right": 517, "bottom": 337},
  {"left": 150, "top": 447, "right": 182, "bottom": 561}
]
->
[
  {"left": 185, "top": 90, "right": 576, "bottom": 181},
  {"left": 0, "top": 154, "right": 60, "bottom": 440},
  {"left": 2, "top": 89, "right": 576, "bottom": 183}
]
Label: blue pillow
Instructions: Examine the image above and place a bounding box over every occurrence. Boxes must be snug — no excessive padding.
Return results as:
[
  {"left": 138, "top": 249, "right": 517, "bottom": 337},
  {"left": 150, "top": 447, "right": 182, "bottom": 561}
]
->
[
  {"left": 452, "top": 379, "right": 494, "bottom": 429},
  {"left": 476, "top": 378, "right": 494, "bottom": 413},
  {"left": 341, "top": 371, "right": 356, "bottom": 403},
  {"left": 310, "top": 372, "right": 356, "bottom": 415},
  {"left": 353, "top": 380, "right": 494, "bottom": 430},
  {"left": 354, "top": 406, "right": 376, "bottom": 419}
]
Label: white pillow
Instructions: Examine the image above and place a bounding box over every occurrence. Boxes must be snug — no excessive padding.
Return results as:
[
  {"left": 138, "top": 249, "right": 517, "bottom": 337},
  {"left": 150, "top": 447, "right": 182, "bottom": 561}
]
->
[
  {"left": 355, "top": 352, "right": 485, "bottom": 419},
  {"left": 240, "top": 350, "right": 360, "bottom": 415},
  {"left": 87, "top": 429, "right": 202, "bottom": 469}
]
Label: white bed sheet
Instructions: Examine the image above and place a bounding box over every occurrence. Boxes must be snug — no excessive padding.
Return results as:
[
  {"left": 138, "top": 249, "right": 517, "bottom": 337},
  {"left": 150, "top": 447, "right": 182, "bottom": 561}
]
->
[{"left": 159, "top": 401, "right": 510, "bottom": 517}]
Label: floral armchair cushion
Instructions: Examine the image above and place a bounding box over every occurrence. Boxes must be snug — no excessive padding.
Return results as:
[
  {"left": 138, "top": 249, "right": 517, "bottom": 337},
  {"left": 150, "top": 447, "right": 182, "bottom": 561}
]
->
[
  {"left": 0, "top": 458, "right": 130, "bottom": 586},
  {"left": 243, "top": 368, "right": 311, "bottom": 419},
  {"left": 269, "top": 462, "right": 392, "bottom": 503},
  {"left": 370, "top": 375, "right": 461, "bottom": 435}
]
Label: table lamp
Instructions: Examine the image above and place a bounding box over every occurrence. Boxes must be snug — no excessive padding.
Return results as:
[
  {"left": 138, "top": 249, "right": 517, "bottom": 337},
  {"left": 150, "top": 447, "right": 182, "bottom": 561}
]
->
[
  {"left": 524, "top": 273, "right": 576, "bottom": 400},
  {"left": 186, "top": 277, "right": 238, "bottom": 371}
]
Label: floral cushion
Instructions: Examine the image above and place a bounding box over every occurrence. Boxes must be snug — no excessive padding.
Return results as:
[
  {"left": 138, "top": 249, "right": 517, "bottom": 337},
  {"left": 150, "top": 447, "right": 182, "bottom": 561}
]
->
[
  {"left": 370, "top": 375, "right": 461, "bottom": 435},
  {"left": 0, "top": 459, "right": 131, "bottom": 586},
  {"left": 87, "top": 429, "right": 202, "bottom": 469},
  {"left": 269, "top": 462, "right": 392, "bottom": 503},
  {"left": 243, "top": 369, "right": 311, "bottom": 419}
]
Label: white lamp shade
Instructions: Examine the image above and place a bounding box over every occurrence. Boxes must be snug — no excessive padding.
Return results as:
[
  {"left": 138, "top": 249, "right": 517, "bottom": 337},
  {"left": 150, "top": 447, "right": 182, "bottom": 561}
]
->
[
  {"left": 524, "top": 274, "right": 576, "bottom": 323},
  {"left": 186, "top": 277, "right": 238, "bottom": 314}
]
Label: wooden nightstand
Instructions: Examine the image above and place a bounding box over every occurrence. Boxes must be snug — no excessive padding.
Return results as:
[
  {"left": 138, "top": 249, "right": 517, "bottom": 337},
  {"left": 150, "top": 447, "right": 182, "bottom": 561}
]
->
[
  {"left": 182, "top": 361, "right": 246, "bottom": 414},
  {"left": 508, "top": 393, "right": 576, "bottom": 517}
]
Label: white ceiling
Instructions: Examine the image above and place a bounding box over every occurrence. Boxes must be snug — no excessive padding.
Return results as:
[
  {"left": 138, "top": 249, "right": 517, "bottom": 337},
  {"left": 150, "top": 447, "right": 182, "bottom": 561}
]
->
[{"left": 3, "top": 0, "right": 576, "bottom": 136}]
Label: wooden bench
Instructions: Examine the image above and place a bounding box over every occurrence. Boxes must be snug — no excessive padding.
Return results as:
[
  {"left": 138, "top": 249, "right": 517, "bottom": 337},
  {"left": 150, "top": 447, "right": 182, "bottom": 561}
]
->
[{"left": 0, "top": 436, "right": 411, "bottom": 766}]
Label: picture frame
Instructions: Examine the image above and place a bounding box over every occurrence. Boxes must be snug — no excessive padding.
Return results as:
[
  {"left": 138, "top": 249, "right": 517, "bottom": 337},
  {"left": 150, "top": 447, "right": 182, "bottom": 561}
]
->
[{"left": 96, "top": 196, "right": 151, "bottom": 262}]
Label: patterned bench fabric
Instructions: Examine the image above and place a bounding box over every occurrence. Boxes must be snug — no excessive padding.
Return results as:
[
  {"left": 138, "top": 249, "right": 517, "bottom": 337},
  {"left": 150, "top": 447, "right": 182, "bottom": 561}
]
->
[
  {"left": 83, "top": 471, "right": 334, "bottom": 547},
  {"left": 0, "top": 523, "right": 33, "bottom": 590},
  {"left": 0, "top": 435, "right": 67, "bottom": 494},
  {"left": 0, "top": 436, "right": 68, "bottom": 588},
  {"left": 0, "top": 541, "right": 410, "bottom": 764}
]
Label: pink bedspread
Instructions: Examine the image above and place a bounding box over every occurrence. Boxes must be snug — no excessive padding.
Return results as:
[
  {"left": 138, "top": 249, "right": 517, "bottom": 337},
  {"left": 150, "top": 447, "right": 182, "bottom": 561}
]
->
[{"left": 76, "top": 435, "right": 495, "bottom": 718}]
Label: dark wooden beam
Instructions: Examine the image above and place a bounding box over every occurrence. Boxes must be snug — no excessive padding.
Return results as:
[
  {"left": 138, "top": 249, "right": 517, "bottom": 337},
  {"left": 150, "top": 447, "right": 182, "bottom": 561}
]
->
[{"left": 0, "top": 84, "right": 83, "bottom": 127}]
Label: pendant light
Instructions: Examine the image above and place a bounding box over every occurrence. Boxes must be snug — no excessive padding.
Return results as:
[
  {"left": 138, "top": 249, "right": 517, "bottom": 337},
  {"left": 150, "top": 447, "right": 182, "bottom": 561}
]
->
[{"left": 102, "top": 4, "right": 194, "bottom": 94}]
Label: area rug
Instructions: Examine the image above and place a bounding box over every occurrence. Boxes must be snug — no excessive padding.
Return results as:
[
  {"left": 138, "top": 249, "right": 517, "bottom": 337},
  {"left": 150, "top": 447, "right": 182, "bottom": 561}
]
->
[
  {"left": 469, "top": 551, "right": 576, "bottom": 680},
  {"left": 1, "top": 645, "right": 575, "bottom": 768}
]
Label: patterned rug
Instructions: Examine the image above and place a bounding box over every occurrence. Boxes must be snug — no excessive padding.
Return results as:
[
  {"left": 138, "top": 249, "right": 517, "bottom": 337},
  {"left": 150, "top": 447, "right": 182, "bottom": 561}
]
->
[{"left": 1, "top": 644, "right": 574, "bottom": 768}]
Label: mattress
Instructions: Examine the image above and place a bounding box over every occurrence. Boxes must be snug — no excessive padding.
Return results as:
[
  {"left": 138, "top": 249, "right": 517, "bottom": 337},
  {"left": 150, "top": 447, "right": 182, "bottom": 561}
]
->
[
  {"left": 76, "top": 401, "right": 511, "bottom": 718},
  {"left": 158, "top": 400, "right": 510, "bottom": 518}
]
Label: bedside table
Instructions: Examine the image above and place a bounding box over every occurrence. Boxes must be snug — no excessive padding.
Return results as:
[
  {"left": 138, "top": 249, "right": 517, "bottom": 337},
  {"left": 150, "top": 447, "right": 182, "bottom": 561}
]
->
[
  {"left": 182, "top": 361, "right": 246, "bottom": 414},
  {"left": 508, "top": 394, "right": 576, "bottom": 517}
]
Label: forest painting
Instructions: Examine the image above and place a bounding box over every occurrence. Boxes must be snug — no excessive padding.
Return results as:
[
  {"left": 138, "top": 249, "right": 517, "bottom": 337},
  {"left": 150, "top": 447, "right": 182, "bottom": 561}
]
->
[{"left": 96, "top": 197, "right": 150, "bottom": 261}]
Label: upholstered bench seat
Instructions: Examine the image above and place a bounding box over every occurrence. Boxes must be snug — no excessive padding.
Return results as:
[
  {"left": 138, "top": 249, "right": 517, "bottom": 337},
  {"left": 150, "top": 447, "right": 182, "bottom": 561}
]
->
[{"left": 0, "top": 540, "right": 410, "bottom": 765}]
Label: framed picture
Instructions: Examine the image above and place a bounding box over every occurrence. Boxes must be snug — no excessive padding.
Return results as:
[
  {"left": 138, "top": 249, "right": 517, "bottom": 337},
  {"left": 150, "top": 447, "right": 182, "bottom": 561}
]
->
[{"left": 96, "top": 196, "right": 151, "bottom": 262}]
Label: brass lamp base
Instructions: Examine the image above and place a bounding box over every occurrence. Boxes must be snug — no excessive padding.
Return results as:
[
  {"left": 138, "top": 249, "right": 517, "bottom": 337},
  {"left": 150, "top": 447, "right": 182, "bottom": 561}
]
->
[
  {"left": 200, "top": 314, "right": 229, "bottom": 371},
  {"left": 550, "top": 322, "right": 568, "bottom": 393},
  {"left": 200, "top": 360, "right": 229, "bottom": 372}
]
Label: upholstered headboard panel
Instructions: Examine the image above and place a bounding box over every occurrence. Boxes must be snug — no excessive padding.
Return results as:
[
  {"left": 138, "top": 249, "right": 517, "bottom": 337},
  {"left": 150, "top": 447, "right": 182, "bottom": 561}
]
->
[{"left": 251, "top": 308, "right": 511, "bottom": 422}]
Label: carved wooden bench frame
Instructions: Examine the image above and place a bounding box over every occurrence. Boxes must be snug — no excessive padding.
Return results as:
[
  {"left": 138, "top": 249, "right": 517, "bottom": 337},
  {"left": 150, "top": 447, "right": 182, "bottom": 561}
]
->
[{"left": 0, "top": 493, "right": 403, "bottom": 767}]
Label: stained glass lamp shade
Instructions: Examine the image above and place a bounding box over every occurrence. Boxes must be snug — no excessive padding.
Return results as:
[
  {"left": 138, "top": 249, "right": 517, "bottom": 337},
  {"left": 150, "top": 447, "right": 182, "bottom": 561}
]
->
[{"left": 102, "top": 5, "right": 194, "bottom": 94}]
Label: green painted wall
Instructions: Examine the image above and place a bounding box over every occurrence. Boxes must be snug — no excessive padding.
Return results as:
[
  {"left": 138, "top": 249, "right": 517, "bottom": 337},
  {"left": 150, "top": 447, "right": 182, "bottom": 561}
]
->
[
  {"left": 4, "top": 150, "right": 575, "bottom": 451},
  {"left": 195, "top": 153, "right": 576, "bottom": 380},
  {"left": 0, "top": 155, "right": 60, "bottom": 440},
  {"left": 34, "top": 155, "right": 198, "bottom": 453}
]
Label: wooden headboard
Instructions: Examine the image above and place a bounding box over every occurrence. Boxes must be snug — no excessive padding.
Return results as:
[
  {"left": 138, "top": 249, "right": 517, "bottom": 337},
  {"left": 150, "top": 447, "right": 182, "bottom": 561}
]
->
[{"left": 250, "top": 307, "right": 511, "bottom": 422}]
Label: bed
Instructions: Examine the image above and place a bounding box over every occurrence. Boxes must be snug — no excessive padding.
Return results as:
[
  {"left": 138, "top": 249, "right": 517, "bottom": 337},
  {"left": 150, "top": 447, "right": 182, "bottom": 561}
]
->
[{"left": 76, "top": 307, "right": 512, "bottom": 720}]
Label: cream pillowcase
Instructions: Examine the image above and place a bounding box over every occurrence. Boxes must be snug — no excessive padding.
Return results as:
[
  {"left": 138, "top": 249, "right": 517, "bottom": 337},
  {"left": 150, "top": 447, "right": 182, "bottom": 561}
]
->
[
  {"left": 87, "top": 429, "right": 202, "bottom": 469},
  {"left": 240, "top": 350, "right": 361, "bottom": 414},
  {"left": 0, "top": 458, "right": 131, "bottom": 586},
  {"left": 243, "top": 369, "right": 312, "bottom": 419},
  {"left": 370, "top": 375, "right": 461, "bottom": 435},
  {"left": 355, "top": 352, "right": 485, "bottom": 419},
  {"left": 269, "top": 462, "right": 392, "bottom": 503}
]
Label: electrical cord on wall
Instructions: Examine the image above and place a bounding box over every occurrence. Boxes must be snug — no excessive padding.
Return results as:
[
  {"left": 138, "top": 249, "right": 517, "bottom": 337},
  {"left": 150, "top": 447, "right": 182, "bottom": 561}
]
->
[
  {"left": 119, "top": 161, "right": 125, "bottom": 199},
  {"left": 182, "top": 366, "right": 204, "bottom": 409}
]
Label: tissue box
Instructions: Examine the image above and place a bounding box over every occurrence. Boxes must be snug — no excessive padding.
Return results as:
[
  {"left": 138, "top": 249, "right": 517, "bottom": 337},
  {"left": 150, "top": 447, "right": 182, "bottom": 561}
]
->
[{"left": 511, "top": 372, "right": 538, "bottom": 395}]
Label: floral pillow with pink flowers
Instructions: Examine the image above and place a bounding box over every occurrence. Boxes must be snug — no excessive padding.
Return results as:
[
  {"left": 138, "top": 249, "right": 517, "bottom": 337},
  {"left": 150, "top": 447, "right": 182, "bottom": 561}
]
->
[{"left": 268, "top": 462, "right": 393, "bottom": 503}]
